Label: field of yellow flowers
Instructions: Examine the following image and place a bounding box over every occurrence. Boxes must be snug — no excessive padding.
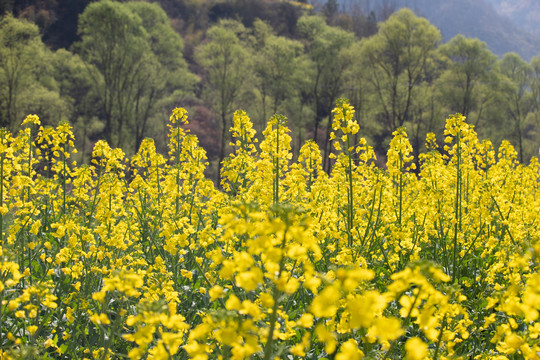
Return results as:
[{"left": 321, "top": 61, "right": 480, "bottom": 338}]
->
[{"left": 1, "top": 101, "right": 540, "bottom": 359}]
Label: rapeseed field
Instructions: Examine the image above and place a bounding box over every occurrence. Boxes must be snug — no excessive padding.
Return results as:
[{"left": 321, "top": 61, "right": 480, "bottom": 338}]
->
[{"left": 1, "top": 102, "right": 539, "bottom": 359}]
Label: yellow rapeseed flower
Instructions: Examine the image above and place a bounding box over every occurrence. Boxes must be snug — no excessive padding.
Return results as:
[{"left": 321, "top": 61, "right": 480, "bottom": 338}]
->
[{"left": 405, "top": 337, "right": 428, "bottom": 360}]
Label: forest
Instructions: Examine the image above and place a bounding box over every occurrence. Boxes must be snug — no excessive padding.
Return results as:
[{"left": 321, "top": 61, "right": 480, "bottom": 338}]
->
[{"left": 2, "top": 0, "right": 540, "bottom": 179}]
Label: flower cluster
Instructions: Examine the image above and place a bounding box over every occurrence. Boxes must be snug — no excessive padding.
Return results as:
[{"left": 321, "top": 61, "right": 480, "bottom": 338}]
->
[{"left": 0, "top": 104, "right": 539, "bottom": 360}]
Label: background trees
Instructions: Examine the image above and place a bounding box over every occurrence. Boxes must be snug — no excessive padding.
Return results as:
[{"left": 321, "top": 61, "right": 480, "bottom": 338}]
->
[
  {"left": 356, "top": 8, "right": 441, "bottom": 152},
  {"left": 250, "top": 19, "right": 313, "bottom": 156},
  {"left": 195, "top": 19, "right": 252, "bottom": 182},
  {"left": 76, "top": 0, "right": 146, "bottom": 149},
  {"left": 0, "top": 15, "right": 66, "bottom": 130},
  {"left": 51, "top": 49, "right": 100, "bottom": 161},
  {"left": 530, "top": 55, "right": 540, "bottom": 129},
  {"left": 298, "top": 15, "right": 354, "bottom": 170},
  {"left": 76, "top": 0, "right": 196, "bottom": 153},
  {"left": 3, "top": 0, "right": 540, "bottom": 177},
  {"left": 252, "top": 20, "right": 306, "bottom": 124},
  {"left": 122, "top": 1, "right": 198, "bottom": 151},
  {"left": 437, "top": 35, "right": 497, "bottom": 120},
  {"left": 498, "top": 52, "right": 534, "bottom": 162}
]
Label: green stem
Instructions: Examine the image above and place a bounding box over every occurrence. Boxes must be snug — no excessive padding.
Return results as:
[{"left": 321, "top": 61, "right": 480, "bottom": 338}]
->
[
  {"left": 398, "top": 147, "right": 403, "bottom": 227},
  {"left": 382, "top": 288, "right": 422, "bottom": 360},
  {"left": 490, "top": 195, "right": 517, "bottom": 246},
  {"left": 175, "top": 125, "right": 181, "bottom": 216},
  {"left": 433, "top": 314, "right": 447, "bottom": 360},
  {"left": 263, "top": 281, "right": 280, "bottom": 360},
  {"left": 0, "top": 138, "right": 3, "bottom": 346},
  {"left": 453, "top": 131, "right": 461, "bottom": 283},
  {"left": 156, "top": 161, "right": 161, "bottom": 209},
  {"left": 274, "top": 121, "right": 280, "bottom": 205},
  {"left": 347, "top": 133, "right": 354, "bottom": 248},
  {"left": 63, "top": 142, "right": 67, "bottom": 215},
  {"left": 27, "top": 128, "right": 32, "bottom": 202},
  {"left": 263, "top": 227, "right": 287, "bottom": 360},
  {"left": 308, "top": 155, "right": 313, "bottom": 192},
  {"left": 0, "top": 146, "right": 4, "bottom": 246}
]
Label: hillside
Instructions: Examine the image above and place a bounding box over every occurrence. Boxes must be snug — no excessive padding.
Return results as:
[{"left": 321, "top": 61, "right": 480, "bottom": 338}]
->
[
  {"left": 7, "top": 0, "right": 309, "bottom": 51},
  {"left": 10, "top": 0, "right": 540, "bottom": 60},
  {"left": 485, "top": 0, "right": 540, "bottom": 38},
  {"left": 337, "top": 0, "right": 540, "bottom": 60}
]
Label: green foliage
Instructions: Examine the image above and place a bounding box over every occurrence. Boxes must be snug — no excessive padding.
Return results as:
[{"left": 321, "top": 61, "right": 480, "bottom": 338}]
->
[
  {"left": 50, "top": 49, "right": 101, "bottom": 163},
  {"left": 4, "top": 0, "right": 540, "bottom": 170},
  {"left": 498, "top": 52, "right": 534, "bottom": 162},
  {"left": 437, "top": 34, "right": 497, "bottom": 118},
  {"left": 357, "top": 9, "right": 441, "bottom": 138},
  {"left": 75, "top": 0, "right": 197, "bottom": 153},
  {"left": 0, "top": 15, "right": 67, "bottom": 130},
  {"left": 195, "top": 19, "right": 253, "bottom": 183},
  {"left": 297, "top": 15, "right": 355, "bottom": 170},
  {"left": 252, "top": 20, "right": 309, "bottom": 123}
]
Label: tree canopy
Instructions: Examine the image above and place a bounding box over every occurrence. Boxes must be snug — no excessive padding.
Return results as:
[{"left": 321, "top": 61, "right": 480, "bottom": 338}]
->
[{"left": 2, "top": 0, "right": 540, "bottom": 176}]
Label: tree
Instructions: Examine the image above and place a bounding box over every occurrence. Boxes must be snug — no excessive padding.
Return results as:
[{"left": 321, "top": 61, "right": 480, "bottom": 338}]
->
[
  {"left": 124, "top": 1, "right": 197, "bottom": 151},
  {"left": 297, "top": 15, "right": 354, "bottom": 171},
  {"left": 195, "top": 19, "right": 252, "bottom": 184},
  {"left": 0, "top": 14, "right": 68, "bottom": 130},
  {"left": 358, "top": 8, "right": 441, "bottom": 148},
  {"left": 498, "top": 53, "right": 533, "bottom": 162},
  {"left": 0, "top": 0, "right": 14, "bottom": 15},
  {"left": 75, "top": 0, "right": 196, "bottom": 152},
  {"left": 330, "top": 4, "right": 378, "bottom": 39},
  {"left": 437, "top": 35, "right": 497, "bottom": 120},
  {"left": 252, "top": 19, "right": 310, "bottom": 125},
  {"left": 323, "top": 0, "right": 338, "bottom": 22},
  {"left": 76, "top": 0, "right": 147, "bottom": 149},
  {"left": 342, "top": 40, "right": 383, "bottom": 158},
  {"left": 52, "top": 49, "right": 101, "bottom": 162},
  {"left": 0, "top": 15, "right": 42, "bottom": 129},
  {"left": 529, "top": 55, "right": 540, "bottom": 127}
]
